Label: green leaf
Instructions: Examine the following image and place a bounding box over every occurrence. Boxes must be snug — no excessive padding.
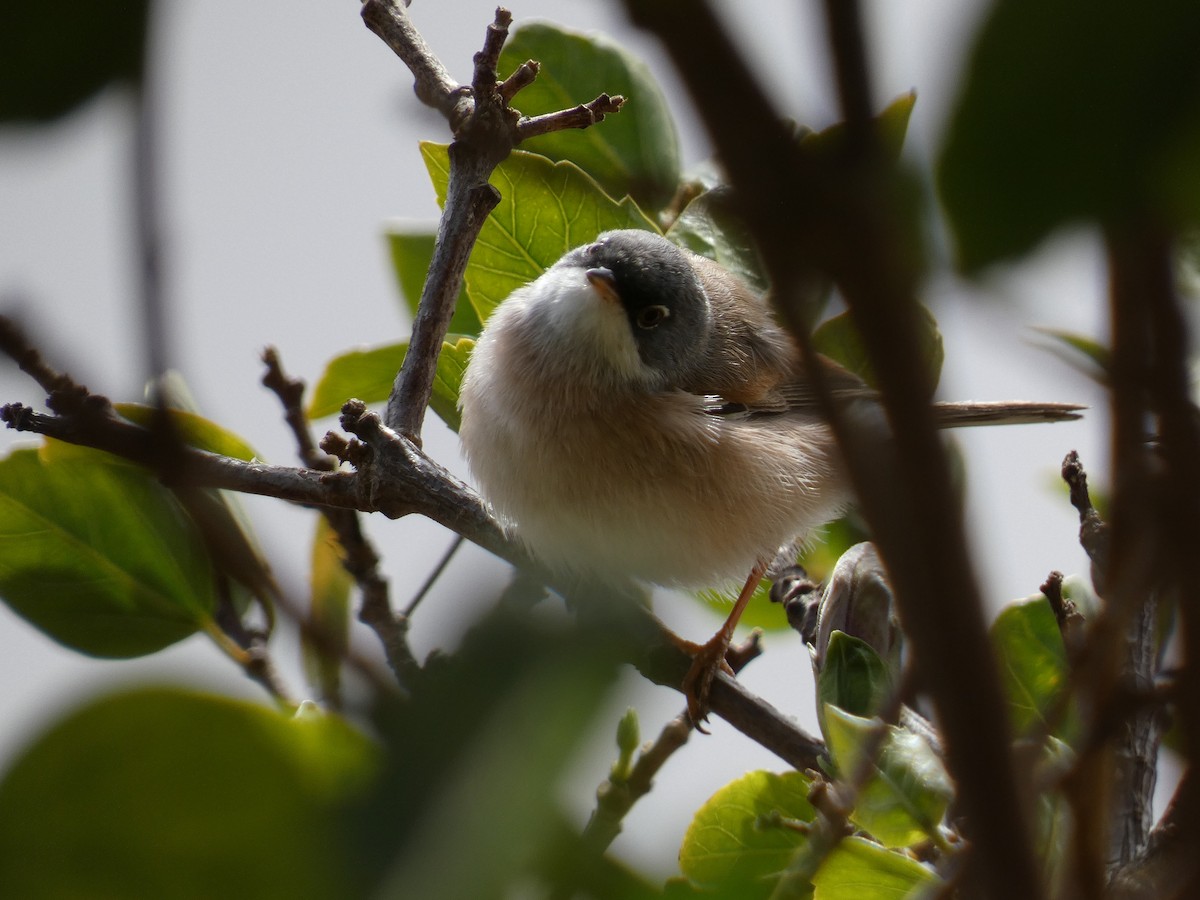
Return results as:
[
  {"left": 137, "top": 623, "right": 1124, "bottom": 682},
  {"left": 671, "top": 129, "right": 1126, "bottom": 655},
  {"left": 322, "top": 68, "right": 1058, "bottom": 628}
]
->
[
  {"left": 801, "top": 91, "right": 918, "bottom": 163},
  {"left": 667, "top": 188, "right": 769, "bottom": 295},
  {"left": 991, "top": 595, "right": 1081, "bottom": 745},
  {"left": 696, "top": 578, "right": 782, "bottom": 632},
  {"left": 822, "top": 707, "right": 953, "bottom": 848},
  {"left": 432, "top": 337, "right": 474, "bottom": 432},
  {"left": 0, "top": 445, "right": 216, "bottom": 658},
  {"left": 813, "top": 305, "right": 943, "bottom": 393},
  {"left": 386, "top": 229, "right": 481, "bottom": 336},
  {"left": 818, "top": 631, "right": 893, "bottom": 720},
  {"left": 421, "top": 144, "right": 659, "bottom": 321},
  {"left": 303, "top": 516, "right": 353, "bottom": 702},
  {"left": 679, "top": 770, "right": 816, "bottom": 892},
  {"left": 355, "top": 605, "right": 620, "bottom": 899},
  {"left": 113, "top": 403, "right": 259, "bottom": 461},
  {"left": 0, "top": 4, "right": 149, "bottom": 122},
  {"left": 1034, "top": 737, "right": 1076, "bottom": 896},
  {"left": 797, "top": 514, "right": 873, "bottom": 584},
  {"left": 1031, "top": 328, "right": 1111, "bottom": 384},
  {"left": 498, "top": 22, "right": 681, "bottom": 212},
  {"left": 308, "top": 338, "right": 471, "bottom": 432},
  {"left": 811, "top": 836, "right": 941, "bottom": 899},
  {"left": 0, "top": 688, "right": 376, "bottom": 899},
  {"left": 309, "top": 343, "right": 406, "bottom": 420},
  {"left": 938, "top": 0, "right": 1200, "bottom": 271}
]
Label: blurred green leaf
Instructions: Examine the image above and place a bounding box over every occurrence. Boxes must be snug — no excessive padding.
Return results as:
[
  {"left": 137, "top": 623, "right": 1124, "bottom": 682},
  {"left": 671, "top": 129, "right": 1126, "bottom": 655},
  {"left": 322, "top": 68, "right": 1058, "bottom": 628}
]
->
[
  {"left": 308, "top": 338, "right": 471, "bottom": 432},
  {"left": 0, "top": 688, "right": 376, "bottom": 899},
  {"left": 303, "top": 516, "right": 353, "bottom": 702},
  {"left": 679, "top": 770, "right": 816, "bottom": 893},
  {"left": 822, "top": 706, "right": 953, "bottom": 848},
  {"left": 386, "top": 230, "right": 481, "bottom": 336},
  {"left": 498, "top": 22, "right": 681, "bottom": 212},
  {"left": 939, "top": 0, "right": 1200, "bottom": 271},
  {"left": 0, "top": 445, "right": 216, "bottom": 658},
  {"left": 818, "top": 631, "right": 893, "bottom": 720},
  {"left": 115, "top": 397, "right": 267, "bottom": 620},
  {"left": 354, "top": 605, "right": 619, "bottom": 899},
  {"left": 696, "top": 578, "right": 782, "bottom": 632},
  {"left": 113, "top": 403, "right": 259, "bottom": 461},
  {"left": 421, "top": 144, "right": 658, "bottom": 321},
  {"left": 813, "top": 305, "right": 943, "bottom": 393},
  {"left": 1032, "top": 328, "right": 1111, "bottom": 384},
  {"left": 797, "top": 514, "right": 873, "bottom": 584},
  {"left": 991, "top": 595, "right": 1081, "bottom": 745},
  {"left": 1034, "top": 737, "right": 1075, "bottom": 896},
  {"left": 801, "top": 91, "right": 917, "bottom": 163},
  {"left": 0, "top": 4, "right": 149, "bottom": 122},
  {"left": 667, "top": 188, "right": 769, "bottom": 295},
  {"left": 811, "top": 836, "right": 940, "bottom": 899}
]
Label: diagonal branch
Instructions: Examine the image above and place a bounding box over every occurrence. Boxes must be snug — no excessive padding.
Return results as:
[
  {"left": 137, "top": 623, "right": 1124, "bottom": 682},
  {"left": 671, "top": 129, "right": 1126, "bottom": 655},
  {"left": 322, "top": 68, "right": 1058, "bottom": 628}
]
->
[
  {"left": 1, "top": 323, "right": 824, "bottom": 768},
  {"left": 361, "top": 1, "right": 624, "bottom": 444}
]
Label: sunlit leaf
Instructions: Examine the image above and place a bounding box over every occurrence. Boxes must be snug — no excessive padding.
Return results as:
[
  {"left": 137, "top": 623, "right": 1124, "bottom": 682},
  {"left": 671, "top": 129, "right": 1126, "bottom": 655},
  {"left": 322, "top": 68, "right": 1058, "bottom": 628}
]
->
[
  {"left": 0, "top": 445, "right": 216, "bottom": 657},
  {"left": 498, "top": 22, "right": 681, "bottom": 211},
  {"left": 304, "top": 516, "right": 353, "bottom": 702},
  {"left": 811, "top": 836, "right": 941, "bottom": 899},
  {"left": 0, "top": 688, "right": 376, "bottom": 899},
  {"left": 308, "top": 338, "right": 470, "bottom": 432},
  {"left": 113, "top": 403, "right": 258, "bottom": 461},
  {"left": 679, "top": 770, "right": 816, "bottom": 893},
  {"left": 822, "top": 706, "right": 953, "bottom": 848},
  {"left": 421, "top": 144, "right": 658, "bottom": 321}
]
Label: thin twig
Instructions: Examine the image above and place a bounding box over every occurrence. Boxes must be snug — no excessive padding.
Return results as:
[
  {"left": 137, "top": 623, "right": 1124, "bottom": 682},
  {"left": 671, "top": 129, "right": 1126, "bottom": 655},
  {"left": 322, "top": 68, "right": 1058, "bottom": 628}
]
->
[
  {"left": 260, "top": 346, "right": 421, "bottom": 686},
  {"left": 1, "top": 332, "right": 828, "bottom": 765},
  {"left": 517, "top": 94, "right": 625, "bottom": 141},
  {"left": 403, "top": 534, "right": 464, "bottom": 618},
  {"left": 1062, "top": 449, "right": 1111, "bottom": 595}
]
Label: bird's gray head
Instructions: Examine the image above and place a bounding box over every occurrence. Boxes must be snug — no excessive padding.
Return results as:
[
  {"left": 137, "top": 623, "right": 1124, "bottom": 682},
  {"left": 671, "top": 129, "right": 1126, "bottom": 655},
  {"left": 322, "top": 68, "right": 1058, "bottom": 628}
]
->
[{"left": 556, "top": 230, "right": 713, "bottom": 385}]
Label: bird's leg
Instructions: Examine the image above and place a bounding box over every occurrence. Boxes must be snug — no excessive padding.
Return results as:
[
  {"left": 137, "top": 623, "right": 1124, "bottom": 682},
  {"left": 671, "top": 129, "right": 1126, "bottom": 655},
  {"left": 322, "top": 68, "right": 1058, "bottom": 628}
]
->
[{"left": 679, "top": 558, "right": 768, "bottom": 731}]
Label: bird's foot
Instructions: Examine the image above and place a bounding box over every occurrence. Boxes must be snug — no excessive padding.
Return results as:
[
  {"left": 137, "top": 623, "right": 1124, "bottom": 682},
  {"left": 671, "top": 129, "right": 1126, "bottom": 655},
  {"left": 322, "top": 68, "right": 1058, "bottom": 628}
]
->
[{"left": 676, "top": 632, "right": 735, "bottom": 733}]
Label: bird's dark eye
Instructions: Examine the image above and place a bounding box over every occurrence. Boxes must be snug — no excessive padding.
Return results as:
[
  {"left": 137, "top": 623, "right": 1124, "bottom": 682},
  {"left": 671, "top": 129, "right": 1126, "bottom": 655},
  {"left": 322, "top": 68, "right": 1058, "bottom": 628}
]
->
[{"left": 635, "top": 305, "right": 671, "bottom": 329}]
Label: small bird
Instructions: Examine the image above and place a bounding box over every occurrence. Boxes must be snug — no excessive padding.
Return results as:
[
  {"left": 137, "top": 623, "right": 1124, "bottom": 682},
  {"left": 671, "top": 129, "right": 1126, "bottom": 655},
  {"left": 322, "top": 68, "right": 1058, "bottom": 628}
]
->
[{"left": 458, "top": 229, "right": 1080, "bottom": 725}]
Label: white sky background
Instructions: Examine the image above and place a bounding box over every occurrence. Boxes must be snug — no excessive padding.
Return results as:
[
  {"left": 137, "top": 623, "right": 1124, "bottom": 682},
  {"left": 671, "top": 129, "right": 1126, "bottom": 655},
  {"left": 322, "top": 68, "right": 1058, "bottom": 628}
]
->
[{"left": 0, "top": 0, "right": 1112, "bottom": 881}]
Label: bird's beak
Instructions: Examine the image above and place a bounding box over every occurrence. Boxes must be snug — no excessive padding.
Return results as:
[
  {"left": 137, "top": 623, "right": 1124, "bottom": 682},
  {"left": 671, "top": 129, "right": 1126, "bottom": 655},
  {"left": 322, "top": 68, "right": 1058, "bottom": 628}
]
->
[{"left": 585, "top": 267, "right": 620, "bottom": 304}]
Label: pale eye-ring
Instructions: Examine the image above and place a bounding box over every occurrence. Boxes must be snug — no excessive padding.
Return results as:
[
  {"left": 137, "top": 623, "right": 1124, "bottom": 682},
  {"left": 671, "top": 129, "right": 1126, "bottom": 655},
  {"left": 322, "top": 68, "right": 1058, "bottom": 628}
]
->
[{"left": 636, "top": 305, "right": 671, "bottom": 329}]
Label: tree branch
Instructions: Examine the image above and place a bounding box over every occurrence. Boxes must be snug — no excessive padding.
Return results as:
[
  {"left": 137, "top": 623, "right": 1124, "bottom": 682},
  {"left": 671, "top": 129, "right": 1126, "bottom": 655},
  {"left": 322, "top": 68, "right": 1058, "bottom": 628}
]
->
[
  {"left": 362, "top": 2, "right": 624, "bottom": 445},
  {"left": 2, "top": 318, "right": 824, "bottom": 769},
  {"left": 619, "top": 1, "right": 1042, "bottom": 895},
  {"left": 261, "top": 347, "right": 421, "bottom": 688}
]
